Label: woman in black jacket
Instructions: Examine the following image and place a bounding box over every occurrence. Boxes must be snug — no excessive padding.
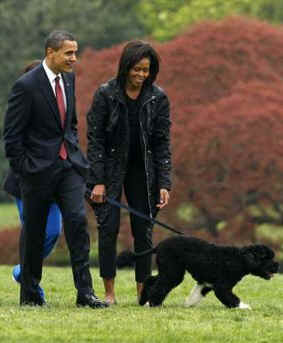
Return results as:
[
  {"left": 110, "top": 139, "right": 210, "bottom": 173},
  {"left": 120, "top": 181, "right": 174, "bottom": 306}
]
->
[{"left": 87, "top": 40, "right": 172, "bottom": 305}]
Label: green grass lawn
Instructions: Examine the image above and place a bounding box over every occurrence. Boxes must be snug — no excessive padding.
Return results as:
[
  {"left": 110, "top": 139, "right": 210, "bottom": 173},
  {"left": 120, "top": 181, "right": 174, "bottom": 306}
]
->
[
  {"left": 0, "top": 266, "right": 282, "bottom": 343},
  {"left": 0, "top": 203, "right": 20, "bottom": 230}
]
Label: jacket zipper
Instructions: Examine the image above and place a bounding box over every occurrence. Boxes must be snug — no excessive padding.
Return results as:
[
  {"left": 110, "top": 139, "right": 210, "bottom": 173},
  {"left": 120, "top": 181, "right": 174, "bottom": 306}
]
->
[{"left": 139, "top": 95, "right": 155, "bottom": 218}]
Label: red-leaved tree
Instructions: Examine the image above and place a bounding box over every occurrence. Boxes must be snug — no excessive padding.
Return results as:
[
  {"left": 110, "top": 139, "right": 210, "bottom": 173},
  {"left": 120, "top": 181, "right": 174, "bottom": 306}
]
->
[{"left": 76, "top": 17, "right": 283, "bottom": 252}]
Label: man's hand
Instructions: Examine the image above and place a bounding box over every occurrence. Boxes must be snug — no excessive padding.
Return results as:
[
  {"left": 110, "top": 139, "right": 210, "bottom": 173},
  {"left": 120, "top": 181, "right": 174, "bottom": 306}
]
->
[
  {"left": 90, "top": 184, "right": 106, "bottom": 203},
  {"left": 157, "top": 188, "right": 170, "bottom": 209}
]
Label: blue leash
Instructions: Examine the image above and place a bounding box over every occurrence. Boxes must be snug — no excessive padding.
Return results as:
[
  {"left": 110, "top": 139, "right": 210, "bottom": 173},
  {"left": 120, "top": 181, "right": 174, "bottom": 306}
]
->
[{"left": 105, "top": 196, "right": 184, "bottom": 236}]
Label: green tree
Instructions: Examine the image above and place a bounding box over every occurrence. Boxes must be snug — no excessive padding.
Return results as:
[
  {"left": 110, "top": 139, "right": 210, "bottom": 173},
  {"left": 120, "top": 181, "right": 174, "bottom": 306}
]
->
[
  {"left": 252, "top": 0, "right": 283, "bottom": 23},
  {"left": 0, "top": 0, "right": 145, "bottom": 101},
  {"left": 138, "top": 0, "right": 283, "bottom": 41}
]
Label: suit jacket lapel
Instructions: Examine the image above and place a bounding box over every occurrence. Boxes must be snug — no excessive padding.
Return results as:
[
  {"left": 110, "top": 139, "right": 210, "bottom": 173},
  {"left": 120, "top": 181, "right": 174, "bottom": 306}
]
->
[{"left": 37, "top": 65, "right": 62, "bottom": 128}]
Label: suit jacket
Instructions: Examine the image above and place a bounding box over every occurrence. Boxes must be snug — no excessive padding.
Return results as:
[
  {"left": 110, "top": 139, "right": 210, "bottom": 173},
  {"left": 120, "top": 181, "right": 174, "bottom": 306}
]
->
[
  {"left": 3, "top": 64, "right": 89, "bottom": 179},
  {"left": 2, "top": 170, "right": 21, "bottom": 198}
]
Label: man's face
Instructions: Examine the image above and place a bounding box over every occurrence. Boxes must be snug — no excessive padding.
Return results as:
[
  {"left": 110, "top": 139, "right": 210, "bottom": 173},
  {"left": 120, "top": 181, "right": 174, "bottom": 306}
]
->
[{"left": 47, "top": 40, "right": 78, "bottom": 74}]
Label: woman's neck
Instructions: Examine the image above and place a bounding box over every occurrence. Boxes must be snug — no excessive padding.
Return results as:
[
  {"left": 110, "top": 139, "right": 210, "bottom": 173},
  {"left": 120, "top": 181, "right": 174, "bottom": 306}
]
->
[{"left": 125, "top": 83, "right": 142, "bottom": 100}]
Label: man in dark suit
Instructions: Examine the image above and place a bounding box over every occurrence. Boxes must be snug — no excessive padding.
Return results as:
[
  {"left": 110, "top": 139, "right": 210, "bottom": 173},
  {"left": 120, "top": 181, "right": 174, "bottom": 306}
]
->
[{"left": 3, "top": 30, "right": 108, "bottom": 308}]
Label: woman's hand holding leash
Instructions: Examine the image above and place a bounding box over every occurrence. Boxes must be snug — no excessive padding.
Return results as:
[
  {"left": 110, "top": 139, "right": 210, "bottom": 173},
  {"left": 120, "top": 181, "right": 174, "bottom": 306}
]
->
[
  {"left": 91, "top": 184, "right": 106, "bottom": 203},
  {"left": 157, "top": 188, "right": 170, "bottom": 209}
]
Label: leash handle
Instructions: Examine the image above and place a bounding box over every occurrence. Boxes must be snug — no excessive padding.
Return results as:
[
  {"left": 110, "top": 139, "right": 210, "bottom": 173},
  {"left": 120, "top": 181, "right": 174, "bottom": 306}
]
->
[{"left": 105, "top": 196, "right": 184, "bottom": 236}]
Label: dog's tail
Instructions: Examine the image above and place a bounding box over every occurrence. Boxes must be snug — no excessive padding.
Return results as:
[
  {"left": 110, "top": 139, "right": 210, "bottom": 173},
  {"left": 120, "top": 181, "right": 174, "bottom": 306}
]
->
[{"left": 116, "top": 247, "right": 157, "bottom": 269}]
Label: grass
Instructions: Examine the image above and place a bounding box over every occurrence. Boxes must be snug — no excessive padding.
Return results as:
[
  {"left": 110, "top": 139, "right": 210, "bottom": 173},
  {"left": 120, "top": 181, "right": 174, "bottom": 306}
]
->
[
  {"left": 0, "top": 203, "right": 19, "bottom": 231},
  {"left": 0, "top": 266, "right": 282, "bottom": 343}
]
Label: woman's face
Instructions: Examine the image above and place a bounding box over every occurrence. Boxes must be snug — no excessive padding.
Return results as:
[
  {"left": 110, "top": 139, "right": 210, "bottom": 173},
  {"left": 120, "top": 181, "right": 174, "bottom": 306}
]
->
[{"left": 126, "top": 57, "right": 150, "bottom": 89}]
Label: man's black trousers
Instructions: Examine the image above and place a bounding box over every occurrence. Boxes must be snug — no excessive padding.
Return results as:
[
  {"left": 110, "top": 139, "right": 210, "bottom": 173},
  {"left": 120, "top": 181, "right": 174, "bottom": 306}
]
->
[{"left": 19, "top": 158, "right": 93, "bottom": 304}]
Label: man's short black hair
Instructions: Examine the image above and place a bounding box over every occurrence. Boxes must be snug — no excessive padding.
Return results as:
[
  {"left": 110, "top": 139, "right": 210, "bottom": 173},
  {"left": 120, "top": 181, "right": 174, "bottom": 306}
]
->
[{"left": 45, "top": 30, "right": 75, "bottom": 54}]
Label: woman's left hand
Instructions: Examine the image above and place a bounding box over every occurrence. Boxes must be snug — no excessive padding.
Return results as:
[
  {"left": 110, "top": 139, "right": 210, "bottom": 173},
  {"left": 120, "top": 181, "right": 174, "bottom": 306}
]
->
[{"left": 157, "top": 188, "right": 170, "bottom": 209}]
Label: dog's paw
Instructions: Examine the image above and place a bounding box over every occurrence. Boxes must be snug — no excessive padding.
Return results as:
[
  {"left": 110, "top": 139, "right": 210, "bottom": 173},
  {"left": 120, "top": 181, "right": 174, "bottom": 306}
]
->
[
  {"left": 184, "top": 284, "right": 203, "bottom": 307},
  {"left": 184, "top": 296, "right": 201, "bottom": 307},
  {"left": 238, "top": 302, "right": 252, "bottom": 310}
]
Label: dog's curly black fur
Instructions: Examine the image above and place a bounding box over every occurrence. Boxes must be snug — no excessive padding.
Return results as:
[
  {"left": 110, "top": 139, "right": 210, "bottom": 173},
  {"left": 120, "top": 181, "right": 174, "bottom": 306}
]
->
[{"left": 119, "top": 236, "right": 279, "bottom": 309}]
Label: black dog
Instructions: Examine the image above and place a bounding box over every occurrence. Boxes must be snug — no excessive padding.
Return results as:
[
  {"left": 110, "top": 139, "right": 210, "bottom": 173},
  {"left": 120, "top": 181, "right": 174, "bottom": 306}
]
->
[{"left": 119, "top": 236, "right": 279, "bottom": 309}]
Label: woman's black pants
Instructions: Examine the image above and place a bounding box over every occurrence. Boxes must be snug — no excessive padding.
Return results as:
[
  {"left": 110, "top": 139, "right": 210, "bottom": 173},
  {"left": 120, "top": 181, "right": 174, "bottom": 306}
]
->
[{"left": 95, "top": 164, "right": 154, "bottom": 282}]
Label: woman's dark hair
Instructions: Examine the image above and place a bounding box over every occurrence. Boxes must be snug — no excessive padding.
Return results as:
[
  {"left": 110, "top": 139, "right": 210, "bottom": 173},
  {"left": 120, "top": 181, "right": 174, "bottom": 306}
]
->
[
  {"left": 117, "top": 40, "right": 160, "bottom": 89},
  {"left": 22, "top": 59, "right": 41, "bottom": 74}
]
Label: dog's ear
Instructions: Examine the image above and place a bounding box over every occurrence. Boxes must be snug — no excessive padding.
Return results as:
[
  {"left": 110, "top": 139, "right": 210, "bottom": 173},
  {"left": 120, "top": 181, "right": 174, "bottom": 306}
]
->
[
  {"left": 248, "top": 245, "right": 275, "bottom": 260},
  {"left": 257, "top": 245, "right": 275, "bottom": 260},
  {"left": 242, "top": 247, "right": 258, "bottom": 270},
  {"left": 244, "top": 252, "right": 258, "bottom": 270}
]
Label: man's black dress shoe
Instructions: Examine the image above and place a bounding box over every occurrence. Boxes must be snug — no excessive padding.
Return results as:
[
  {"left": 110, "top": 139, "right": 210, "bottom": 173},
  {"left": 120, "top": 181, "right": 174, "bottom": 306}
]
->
[
  {"left": 76, "top": 293, "right": 109, "bottom": 309},
  {"left": 20, "top": 293, "right": 46, "bottom": 307}
]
